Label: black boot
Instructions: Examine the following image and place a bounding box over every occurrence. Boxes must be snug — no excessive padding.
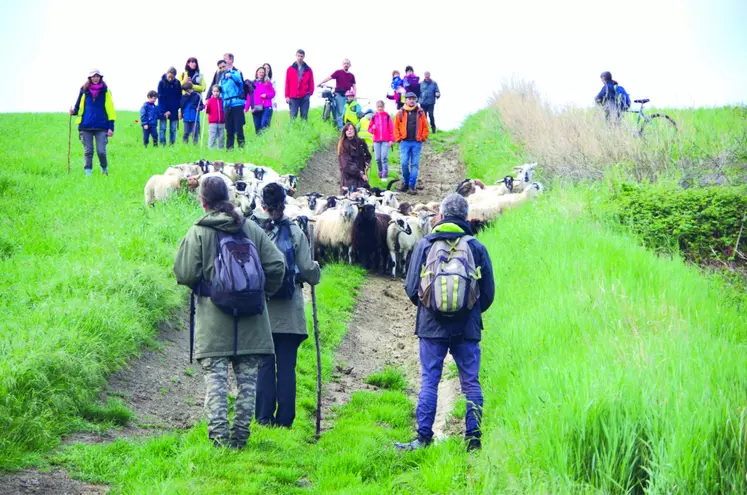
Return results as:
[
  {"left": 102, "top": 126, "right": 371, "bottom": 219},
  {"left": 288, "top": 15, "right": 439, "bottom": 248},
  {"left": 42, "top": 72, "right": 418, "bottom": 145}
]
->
[{"left": 397, "top": 183, "right": 409, "bottom": 193}]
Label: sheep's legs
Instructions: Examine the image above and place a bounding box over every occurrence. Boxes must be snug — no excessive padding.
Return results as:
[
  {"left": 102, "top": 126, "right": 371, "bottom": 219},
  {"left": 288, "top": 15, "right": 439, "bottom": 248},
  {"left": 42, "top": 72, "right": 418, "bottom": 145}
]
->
[
  {"left": 390, "top": 251, "right": 397, "bottom": 280},
  {"left": 347, "top": 246, "right": 354, "bottom": 265}
]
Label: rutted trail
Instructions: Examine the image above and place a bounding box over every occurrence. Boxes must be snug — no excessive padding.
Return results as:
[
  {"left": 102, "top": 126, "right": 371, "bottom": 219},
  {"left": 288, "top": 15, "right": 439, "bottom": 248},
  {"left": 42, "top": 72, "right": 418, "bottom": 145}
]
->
[{"left": 323, "top": 139, "right": 467, "bottom": 439}]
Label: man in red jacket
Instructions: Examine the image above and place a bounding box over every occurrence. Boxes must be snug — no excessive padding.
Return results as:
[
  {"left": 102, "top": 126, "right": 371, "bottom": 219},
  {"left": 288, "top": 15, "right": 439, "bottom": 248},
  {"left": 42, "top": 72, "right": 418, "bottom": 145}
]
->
[{"left": 285, "top": 49, "right": 315, "bottom": 120}]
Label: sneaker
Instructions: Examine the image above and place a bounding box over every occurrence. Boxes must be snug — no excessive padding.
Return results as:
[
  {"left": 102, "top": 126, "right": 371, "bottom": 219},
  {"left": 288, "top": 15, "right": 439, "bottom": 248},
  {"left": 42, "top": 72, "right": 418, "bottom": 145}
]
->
[
  {"left": 397, "top": 183, "right": 409, "bottom": 193},
  {"left": 101, "top": 168, "right": 108, "bottom": 176},
  {"left": 394, "top": 435, "right": 431, "bottom": 451},
  {"left": 84, "top": 169, "right": 92, "bottom": 176}
]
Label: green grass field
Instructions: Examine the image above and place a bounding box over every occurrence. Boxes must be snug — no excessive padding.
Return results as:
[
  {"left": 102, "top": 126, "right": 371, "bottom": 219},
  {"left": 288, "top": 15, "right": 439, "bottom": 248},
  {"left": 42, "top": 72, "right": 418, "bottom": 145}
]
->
[{"left": 2, "top": 104, "right": 746, "bottom": 493}]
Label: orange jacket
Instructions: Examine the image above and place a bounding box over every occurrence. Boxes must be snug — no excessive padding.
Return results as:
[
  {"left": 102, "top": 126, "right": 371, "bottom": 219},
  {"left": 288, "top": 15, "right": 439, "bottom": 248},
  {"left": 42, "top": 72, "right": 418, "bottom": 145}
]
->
[{"left": 394, "top": 106, "right": 429, "bottom": 142}]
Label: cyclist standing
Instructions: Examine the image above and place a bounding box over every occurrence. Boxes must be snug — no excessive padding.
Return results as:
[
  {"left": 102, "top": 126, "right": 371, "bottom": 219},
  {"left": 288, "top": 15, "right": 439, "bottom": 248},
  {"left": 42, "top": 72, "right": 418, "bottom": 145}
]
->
[{"left": 317, "top": 58, "right": 357, "bottom": 130}]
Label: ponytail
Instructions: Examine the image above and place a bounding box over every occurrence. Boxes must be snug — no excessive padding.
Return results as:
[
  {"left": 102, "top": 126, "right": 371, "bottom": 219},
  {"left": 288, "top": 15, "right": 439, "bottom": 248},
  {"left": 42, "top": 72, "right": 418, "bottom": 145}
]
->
[{"left": 201, "top": 176, "right": 242, "bottom": 226}]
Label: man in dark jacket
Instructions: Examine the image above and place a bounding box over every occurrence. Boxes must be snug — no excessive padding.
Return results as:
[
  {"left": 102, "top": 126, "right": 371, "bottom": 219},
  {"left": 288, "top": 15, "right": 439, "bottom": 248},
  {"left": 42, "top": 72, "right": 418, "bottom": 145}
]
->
[
  {"left": 285, "top": 49, "right": 315, "bottom": 120},
  {"left": 419, "top": 72, "right": 440, "bottom": 133},
  {"left": 157, "top": 67, "right": 182, "bottom": 145},
  {"left": 396, "top": 193, "right": 495, "bottom": 452}
]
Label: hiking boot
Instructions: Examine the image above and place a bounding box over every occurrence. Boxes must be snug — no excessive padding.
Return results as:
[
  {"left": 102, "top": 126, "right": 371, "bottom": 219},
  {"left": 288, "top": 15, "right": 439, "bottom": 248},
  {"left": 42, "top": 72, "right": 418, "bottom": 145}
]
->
[
  {"left": 407, "top": 188, "right": 417, "bottom": 195},
  {"left": 466, "top": 434, "right": 482, "bottom": 452},
  {"left": 398, "top": 183, "right": 409, "bottom": 193},
  {"left": 394, "top": 435, "right": 431, "bottom": 451},
  {"left": 101, "top": 168, "right": 108, "bottom": 176}
]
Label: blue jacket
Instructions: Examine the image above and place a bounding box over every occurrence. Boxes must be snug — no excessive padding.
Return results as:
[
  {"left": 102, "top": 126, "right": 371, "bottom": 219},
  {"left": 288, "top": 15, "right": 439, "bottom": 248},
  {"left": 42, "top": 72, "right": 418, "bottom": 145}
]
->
[
  {"left": 405, "top": 218, "right": 495, "bottom": 341},
  {"left": 595, "top": 81, "right": 616, "bottom": 105},
  {"left": 219, "top": 67, "right": 246, "bottom": 109},
  {"left": 139, "top": 101, "right": 159, "bottom": 126},
  {"left": 73, "top": 85, "right": 116, "bottom": 132},
  {"left": 180, "top": 92, "right": 203, "bottom": 122},
  {"left": 157, "top": 74, "right": 182, "bottom": 120},
  {"left": 419, "top": 79, "right": 440, "bottom": 106}
]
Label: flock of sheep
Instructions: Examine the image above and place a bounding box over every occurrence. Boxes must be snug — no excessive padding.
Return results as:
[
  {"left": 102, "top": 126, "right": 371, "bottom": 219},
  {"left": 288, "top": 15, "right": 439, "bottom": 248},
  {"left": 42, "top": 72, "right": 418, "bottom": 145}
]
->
[{"left": 144, "top": 160, "right": 543, "bottom": 279}]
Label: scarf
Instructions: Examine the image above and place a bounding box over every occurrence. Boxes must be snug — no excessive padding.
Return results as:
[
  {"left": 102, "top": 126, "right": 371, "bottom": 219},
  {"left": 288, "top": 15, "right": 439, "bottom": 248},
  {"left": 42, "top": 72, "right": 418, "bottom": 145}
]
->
[
  {"left": 89, "top": 82, "right": 104, "bottom": 100},
  {"left": 403, "top": 104, "right": 417, "bottom": 111}
]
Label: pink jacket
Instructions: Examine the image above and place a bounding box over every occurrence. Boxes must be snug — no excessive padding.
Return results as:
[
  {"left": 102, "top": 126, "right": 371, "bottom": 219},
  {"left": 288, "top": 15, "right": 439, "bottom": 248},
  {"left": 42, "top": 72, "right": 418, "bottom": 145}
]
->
[
  {"left": 368, "top": 111, "right": 394, "bottom": 143},
  {"left": 244, "top": 80, "right": 276, "bottom": 111}
]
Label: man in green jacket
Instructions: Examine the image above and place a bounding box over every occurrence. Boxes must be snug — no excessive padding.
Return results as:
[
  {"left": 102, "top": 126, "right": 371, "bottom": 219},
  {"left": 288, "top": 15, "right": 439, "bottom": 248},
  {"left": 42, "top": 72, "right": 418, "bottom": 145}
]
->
[
  {"left": 254, "top": 183, "right": 322, "bottom": 428},
  {"left": 173, "top": 177, "right": 285, "bottom": 448}
]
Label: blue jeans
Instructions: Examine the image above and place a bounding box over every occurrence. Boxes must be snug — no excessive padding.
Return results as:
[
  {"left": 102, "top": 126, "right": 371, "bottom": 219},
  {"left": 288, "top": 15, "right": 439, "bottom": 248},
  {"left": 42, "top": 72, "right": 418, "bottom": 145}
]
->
[
  {"left": 417, "top": 338, "right": 483, "bottom": 441},
  {"left": 183, "top": 121, "right": 199, "bottom": 144},
  {"left": 142, "top": 125, "right": 157, "bottom": 146},
  {"left": 252, "top": 108, "right": 273, "bottom": 134},
  {"left": 289, "top": 95, "right": 310, "bottom": 120},
  {"left": 400, "top": 140, "right": 423, "bottom": 188},
  {"left": 373, "top": 141, "right": 390, "bottom": 178},
  {"left": 334, "top": 92, "right": 347, "bottom": 129},
  {"left": 159, "top": 118, "right": 177, "bottom": 145},
  {"left": 255, "top": 333, "right": 305, "bottom": 427}
]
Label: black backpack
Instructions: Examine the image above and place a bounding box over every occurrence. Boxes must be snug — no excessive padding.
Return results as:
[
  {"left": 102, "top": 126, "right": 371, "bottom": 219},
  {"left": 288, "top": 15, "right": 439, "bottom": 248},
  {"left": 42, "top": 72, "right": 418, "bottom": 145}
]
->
[{"left": 269, "top": 219, "right": 297, "bottom": 300}]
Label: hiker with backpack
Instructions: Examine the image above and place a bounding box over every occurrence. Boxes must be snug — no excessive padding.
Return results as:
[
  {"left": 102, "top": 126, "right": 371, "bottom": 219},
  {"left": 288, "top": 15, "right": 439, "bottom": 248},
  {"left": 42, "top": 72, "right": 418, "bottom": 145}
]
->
[
  {"left": 254, "top": 184, "right": 321, "bottom": 428},
  {"left": 220, "top": 53, "right": 247, "bottom": 149},
  {"left": 173, "top": 176, "right": 286, "bottom": 449},
  {"left": 595, "top": 71, "right": 630, "bottom": 122},
  {"left": 396, "top": 193, "right": 495, "bottom": 452}
]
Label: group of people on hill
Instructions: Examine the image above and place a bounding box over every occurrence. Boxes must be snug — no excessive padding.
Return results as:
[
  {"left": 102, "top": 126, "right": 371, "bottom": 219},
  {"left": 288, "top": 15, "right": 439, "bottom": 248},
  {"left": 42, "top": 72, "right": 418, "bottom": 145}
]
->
[{"left": 174, "top": 172, "right": 495, "bottom": 452}]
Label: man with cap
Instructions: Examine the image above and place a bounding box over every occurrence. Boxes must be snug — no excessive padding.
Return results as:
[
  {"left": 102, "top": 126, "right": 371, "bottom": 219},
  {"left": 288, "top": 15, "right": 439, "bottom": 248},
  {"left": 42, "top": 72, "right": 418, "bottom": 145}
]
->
[{"left": 393, "top": 92, "right": 429, "bottom": 194}]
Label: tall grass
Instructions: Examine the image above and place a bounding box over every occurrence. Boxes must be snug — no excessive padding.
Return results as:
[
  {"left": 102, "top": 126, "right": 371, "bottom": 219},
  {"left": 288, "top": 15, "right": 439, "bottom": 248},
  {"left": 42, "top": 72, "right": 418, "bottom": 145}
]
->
[
  {"left": 0, "top": 110, "right": 336, "bottom": 468},
  {"left": 458, "top": 108, "right": 747, "bottom": 493},
  {"left": 490, "top": 80, "right": 747, "bottom": 181}
]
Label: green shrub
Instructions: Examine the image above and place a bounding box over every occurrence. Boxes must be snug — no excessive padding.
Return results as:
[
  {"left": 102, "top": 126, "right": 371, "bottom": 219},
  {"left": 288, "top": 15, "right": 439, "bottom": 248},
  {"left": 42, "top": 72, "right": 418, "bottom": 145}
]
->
[{"left": 609, "top": 182, "right": 747, "bottom": 263}]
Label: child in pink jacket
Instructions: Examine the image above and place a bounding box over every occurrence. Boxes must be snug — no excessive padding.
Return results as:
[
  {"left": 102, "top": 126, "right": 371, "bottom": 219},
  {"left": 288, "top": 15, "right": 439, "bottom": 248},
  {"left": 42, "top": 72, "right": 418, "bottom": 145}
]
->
[
  {"left": 368, "top": 100, "right": 395, "bottom": 180},
  {"left": 204, "top": 85, "right": 225, "bottom": 148}
]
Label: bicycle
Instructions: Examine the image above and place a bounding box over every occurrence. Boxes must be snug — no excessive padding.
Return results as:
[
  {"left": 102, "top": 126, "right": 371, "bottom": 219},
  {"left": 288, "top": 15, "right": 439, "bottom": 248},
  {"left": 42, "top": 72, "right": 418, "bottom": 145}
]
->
[
  {"left": 624, "top": 98, "right": 677, "bottom": 141},
  {"left": 319, "top": 85, "right": 337, "bottom": 122}
]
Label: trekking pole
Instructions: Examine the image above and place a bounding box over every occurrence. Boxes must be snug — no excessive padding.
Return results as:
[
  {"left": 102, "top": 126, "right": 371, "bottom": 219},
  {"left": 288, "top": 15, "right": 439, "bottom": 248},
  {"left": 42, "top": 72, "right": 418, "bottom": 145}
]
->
[
  {"left": 67, "top": 112, "right": 72, "bottom": 174},
  {"left": 308, "top": 222, "right": 323, "bottom": 440}
]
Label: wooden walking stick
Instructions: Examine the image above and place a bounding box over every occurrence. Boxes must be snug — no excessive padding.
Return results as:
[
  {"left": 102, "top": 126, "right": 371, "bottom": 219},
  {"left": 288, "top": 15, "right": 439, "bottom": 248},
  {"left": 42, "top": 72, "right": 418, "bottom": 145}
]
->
[
  {"left": 67, "top": 112, "right": 72, "bottom": 174},
  {"left": 308, "top": 221, "right": 323, "bottom": 440}
]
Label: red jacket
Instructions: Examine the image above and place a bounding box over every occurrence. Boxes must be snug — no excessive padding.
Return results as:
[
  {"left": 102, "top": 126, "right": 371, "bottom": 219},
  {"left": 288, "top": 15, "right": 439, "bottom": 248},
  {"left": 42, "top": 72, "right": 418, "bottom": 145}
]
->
[
  {"left": 285, "top": 62, "right": 315, "bottom": 99},
  {"left": 204, "top": 97, "right": 224, "bottom": 124}
]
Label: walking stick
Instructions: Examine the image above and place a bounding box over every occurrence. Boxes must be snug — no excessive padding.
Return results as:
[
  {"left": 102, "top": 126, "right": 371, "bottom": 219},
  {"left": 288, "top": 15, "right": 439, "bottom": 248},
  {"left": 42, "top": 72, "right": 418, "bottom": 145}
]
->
[
  {"left": 67, "top": 112, "right": 72, "bottom": 174},
  {"left": 308, "top": 222, "right": 323, "bottom": 440}
]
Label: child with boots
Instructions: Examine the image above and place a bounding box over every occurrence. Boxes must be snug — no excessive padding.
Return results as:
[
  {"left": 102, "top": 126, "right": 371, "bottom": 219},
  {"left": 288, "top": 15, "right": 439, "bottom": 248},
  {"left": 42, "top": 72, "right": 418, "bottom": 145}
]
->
[{"left": 140, "top": 90, "right": 159, "bottom": 147}]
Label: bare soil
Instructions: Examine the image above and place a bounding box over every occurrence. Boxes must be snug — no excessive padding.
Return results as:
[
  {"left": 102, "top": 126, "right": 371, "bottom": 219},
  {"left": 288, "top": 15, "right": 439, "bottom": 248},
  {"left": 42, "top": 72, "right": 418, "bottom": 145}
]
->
[
  {"left": 0, "top": 470, "right": 108, "bottom": 495},
  {"left": 297, "top": 142, "right": 340, "bottom": 197}
]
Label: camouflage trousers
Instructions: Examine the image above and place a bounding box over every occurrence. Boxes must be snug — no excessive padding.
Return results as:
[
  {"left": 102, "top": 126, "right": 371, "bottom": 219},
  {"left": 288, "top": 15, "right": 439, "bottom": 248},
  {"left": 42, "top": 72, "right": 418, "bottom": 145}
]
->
[{"left": 199, "top": 355, "right": 263, "bottom": 448}]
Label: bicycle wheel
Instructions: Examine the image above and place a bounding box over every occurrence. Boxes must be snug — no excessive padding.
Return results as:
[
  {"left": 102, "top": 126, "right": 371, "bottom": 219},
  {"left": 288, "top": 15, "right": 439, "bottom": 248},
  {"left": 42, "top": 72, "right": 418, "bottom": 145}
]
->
[
  {"left": 322, "top": 102, "right": 332, "bottom": 122},
  {"left": 640, "top": 114, "right": 678, "bottom": 144}
]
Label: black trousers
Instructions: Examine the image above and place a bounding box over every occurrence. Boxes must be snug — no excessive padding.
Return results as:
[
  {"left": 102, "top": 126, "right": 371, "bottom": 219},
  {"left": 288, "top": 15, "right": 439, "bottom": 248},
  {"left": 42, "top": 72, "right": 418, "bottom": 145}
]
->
[
  {"left": 255, "top": 333, "right": 306, "bottom": 427},
  {"left": 421, "top": 103, "right": 436, "bottom": 132},
  {"left": 225, "top": 105, "right": 245, "bottom": 149}
]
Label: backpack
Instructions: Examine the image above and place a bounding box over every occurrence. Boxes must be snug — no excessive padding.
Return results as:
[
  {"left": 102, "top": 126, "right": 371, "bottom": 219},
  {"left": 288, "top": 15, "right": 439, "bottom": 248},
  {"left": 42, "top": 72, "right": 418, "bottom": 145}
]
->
[
  {"left": 418, "top": 235, "right": 482, "bottom": 317},
  {"left": 269, "top": 219, "right": 297, "bottom": 300},
  {"left": 615, "top": 85, "right": 631, "bottom": 111},
  {"left": 189, "top": 225, "right": 266, "bottom": 362}
]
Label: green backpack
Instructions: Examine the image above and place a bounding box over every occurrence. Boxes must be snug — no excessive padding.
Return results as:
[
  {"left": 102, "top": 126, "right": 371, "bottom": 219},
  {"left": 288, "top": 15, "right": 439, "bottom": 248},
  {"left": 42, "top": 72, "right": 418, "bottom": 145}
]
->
[{"left": 418, "top": 236, "right": 482, "bottom": 316}]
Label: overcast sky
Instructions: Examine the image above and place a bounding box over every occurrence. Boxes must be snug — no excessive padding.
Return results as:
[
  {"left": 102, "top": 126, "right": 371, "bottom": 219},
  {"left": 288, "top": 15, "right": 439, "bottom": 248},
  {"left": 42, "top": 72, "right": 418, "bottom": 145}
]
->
[{"left": 1, "top": 0, "right": 745, "bottom": 129}]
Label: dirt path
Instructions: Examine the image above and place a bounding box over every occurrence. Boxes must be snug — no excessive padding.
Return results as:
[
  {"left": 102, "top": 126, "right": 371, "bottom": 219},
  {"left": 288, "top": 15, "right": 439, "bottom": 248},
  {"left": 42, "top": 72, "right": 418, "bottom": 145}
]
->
[
  {"left": 324, "top": 139, "right": 467, "bottom": 440},
  {"left": 0, "top": 470, "right": 108, "bottom": 495},
  {"left": 297, "top": 143, "right": 340, "bottom": 197}
]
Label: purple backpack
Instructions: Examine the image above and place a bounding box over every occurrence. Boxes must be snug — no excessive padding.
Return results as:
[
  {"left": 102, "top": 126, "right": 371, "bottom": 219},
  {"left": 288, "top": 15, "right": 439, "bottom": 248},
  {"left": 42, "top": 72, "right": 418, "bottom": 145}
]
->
[{"left": 189, "top": 225, "right": 266, "bottom": 362}]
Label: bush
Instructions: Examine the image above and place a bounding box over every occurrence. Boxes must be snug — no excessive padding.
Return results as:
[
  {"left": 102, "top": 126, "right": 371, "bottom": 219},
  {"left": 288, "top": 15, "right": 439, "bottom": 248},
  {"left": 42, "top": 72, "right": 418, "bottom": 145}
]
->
[{"left": 609, "top": 182, "right": 747, "bottom": 263}]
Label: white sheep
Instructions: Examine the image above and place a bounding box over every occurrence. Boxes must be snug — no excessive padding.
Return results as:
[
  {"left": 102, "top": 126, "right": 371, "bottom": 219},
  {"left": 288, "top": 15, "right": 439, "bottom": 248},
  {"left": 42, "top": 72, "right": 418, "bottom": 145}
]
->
[
  {"left": 386, "top": 211, "right": 435, "bottom": 279},
  {"left": 314, "top": 199, "right": 358, "bottom": 264},
  {"left": 511, "top": 163, "right": 538, "bottom": 193},
  {"left": 223, "top": 162, "right": 246, "bottom": 182},
  {"left": 144, "top": 175, "right": 199, "bottom": 206},
  {"left": 467, "top": 182, "right": 543, "bottom": 222},
  {"left": 165, "top": 164, "right": 202, "bottom": 178}
]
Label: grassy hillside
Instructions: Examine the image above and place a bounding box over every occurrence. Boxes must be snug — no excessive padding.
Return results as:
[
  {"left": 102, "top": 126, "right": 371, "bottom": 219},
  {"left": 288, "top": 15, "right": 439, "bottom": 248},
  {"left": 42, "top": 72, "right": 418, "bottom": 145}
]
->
[{"left": 0, "top": 110, "right": 337, "bottom": 467}]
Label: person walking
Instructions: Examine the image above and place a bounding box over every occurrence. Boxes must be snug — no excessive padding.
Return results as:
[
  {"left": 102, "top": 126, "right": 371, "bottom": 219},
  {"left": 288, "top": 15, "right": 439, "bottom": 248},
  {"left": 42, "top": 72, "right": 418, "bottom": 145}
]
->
[
  {"left": 254, "top": 183, "right": 321, "bottom": 428},
  {"left": 285, "top": 49, "right": 314, "bottom": 120},
  {"left": 69, "top": 68, "right": 116, "bottom": 175},
  {"left": 368, "top": 100, "right": 394, "bottom": 180},
  {"left": 317, "top": 58, "right": 357, "bottom": 130},
  {"left": 245, "top": 66, "right": 275, "bottom": 134},
  {"left": 338, "top": 123, "right": 371, "bottom": 194},
  {"left": 173, "top": 176, "right": 285, "bottom": 449},
  {"left": 393, "top": 92, "right": 429, "bottom": 194},
  {"left": 157, "top": 67, "right": 182, "bottom": 145},
  {"left": 220, "top": 53, "right": 247, "bottom": 149},
  {"left": 419, "top": 72, "right": 440, "bottom": 133},
  {"left": 395, "top": 193, "right": 495, "bottom": 452}
]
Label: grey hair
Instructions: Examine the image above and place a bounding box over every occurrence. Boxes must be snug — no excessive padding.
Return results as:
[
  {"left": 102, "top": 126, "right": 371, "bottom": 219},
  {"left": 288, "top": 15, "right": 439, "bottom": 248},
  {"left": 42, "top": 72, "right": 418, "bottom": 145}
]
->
[{"left": 440, "top": 193, "right": 469, "bottom": 219}]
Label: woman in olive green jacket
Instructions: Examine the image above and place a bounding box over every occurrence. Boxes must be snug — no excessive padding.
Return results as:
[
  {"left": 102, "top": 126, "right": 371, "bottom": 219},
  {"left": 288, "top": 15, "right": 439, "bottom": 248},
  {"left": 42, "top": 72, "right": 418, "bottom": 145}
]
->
[
  {"left": 173, "top": 176, "right": 285, "bottom": 448},
  {"left": 254, "top": 183, "right": 321, "bottom": 428}
]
